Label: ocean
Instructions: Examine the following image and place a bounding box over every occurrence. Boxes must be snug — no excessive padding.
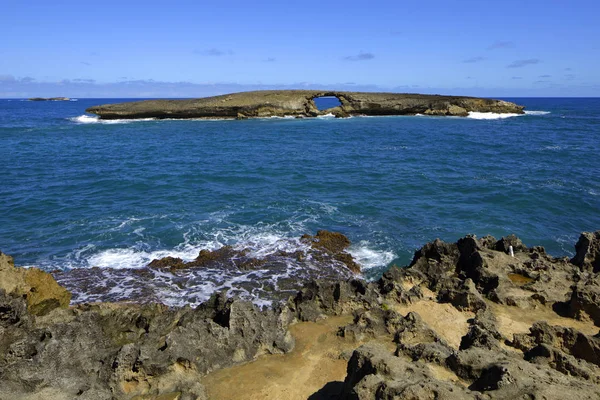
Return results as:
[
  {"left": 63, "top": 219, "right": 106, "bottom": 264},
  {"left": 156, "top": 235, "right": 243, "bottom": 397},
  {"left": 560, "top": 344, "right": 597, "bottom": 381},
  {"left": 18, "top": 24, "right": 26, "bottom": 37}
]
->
[{"left": 1, "top": 97, "right": 599, "bottom": 307}]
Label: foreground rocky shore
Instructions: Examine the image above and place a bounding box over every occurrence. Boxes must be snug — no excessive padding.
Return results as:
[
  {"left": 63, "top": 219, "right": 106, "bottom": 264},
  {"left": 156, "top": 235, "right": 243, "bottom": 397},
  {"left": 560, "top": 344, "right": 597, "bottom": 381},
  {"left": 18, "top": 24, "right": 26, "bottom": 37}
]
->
[
  {"left": 85, "top": 90, "right": 525, "bottom": 120},
  {"left": 2, "top": 231, "right": 599, "bottom": 399}
]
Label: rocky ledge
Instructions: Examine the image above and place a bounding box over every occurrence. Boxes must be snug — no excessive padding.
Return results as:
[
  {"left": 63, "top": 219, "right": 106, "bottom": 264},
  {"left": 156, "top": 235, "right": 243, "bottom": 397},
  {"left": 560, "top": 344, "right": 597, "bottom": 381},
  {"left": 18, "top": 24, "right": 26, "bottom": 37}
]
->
[
  {"left": 85, "top": 90, "right": 525, "bottom": 120},
  {"left": 2, "top": 231, "right": 600, "bottom": 399}
]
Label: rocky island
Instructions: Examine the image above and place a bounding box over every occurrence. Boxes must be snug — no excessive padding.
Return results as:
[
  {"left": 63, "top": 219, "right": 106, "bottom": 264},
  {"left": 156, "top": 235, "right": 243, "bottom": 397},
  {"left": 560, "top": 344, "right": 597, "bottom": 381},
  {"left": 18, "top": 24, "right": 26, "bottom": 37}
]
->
[
  {"left": 85, "top": 90, "right": 525, "bottom": 120},
  {"left": 2, "top": 230, "right": 600, "bottom": 399},
  {"left": 28, "top": 97, "right": 71, "bottom": 101}
]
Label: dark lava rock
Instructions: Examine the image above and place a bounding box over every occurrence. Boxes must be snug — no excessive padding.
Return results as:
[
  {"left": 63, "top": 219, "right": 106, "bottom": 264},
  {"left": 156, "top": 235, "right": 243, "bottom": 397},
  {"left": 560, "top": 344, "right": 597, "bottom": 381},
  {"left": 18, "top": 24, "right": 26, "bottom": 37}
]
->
[
  {"left": 571, "top": 231, "right": 600, "bottom": 272},
  {"left": 342, "top": 343, "right": 475, "bottom": 399},
  {"left": 512, "top": 321, "right": 600, "bottom": 367}
]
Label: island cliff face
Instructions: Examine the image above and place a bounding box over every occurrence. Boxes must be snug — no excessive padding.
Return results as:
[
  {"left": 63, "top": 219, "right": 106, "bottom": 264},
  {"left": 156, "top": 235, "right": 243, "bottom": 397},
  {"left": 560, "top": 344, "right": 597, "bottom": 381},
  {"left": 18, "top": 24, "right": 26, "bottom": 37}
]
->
[{"left": 86, "top": 90, "right": 525, "bottom": 120}]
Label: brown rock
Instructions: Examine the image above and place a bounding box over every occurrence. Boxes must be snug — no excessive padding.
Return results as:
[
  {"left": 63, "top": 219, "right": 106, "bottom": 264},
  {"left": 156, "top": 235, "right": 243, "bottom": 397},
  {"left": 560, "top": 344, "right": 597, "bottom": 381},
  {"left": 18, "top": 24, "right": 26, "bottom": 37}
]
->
[{"left": 0, "top": 250, "right": 71, "bottom": 316}]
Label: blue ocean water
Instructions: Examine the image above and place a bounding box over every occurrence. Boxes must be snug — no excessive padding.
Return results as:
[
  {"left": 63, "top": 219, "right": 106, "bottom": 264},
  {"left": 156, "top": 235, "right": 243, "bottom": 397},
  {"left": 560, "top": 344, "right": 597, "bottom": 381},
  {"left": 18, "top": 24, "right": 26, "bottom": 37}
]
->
[{"left": 1, "top": 97, "right": 599, "bottom": 305}]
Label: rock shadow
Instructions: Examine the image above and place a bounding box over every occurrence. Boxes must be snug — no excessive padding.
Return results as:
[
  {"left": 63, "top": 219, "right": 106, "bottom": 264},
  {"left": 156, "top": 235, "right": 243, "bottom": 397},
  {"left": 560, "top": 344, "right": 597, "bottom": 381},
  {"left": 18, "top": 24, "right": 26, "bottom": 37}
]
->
[{"left": 308, "top": 381, "right": 344, "bottom": 399}]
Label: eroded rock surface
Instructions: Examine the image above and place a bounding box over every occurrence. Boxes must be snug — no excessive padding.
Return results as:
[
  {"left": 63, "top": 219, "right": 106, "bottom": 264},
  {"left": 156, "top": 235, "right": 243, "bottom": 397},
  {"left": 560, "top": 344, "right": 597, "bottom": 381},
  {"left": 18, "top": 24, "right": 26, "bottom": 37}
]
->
[
  {"left": 3, "top": 230, "right": 600, "bottom": 399},
  {"left": 86, "top": 90, "right": 525, "bottom": 120}
]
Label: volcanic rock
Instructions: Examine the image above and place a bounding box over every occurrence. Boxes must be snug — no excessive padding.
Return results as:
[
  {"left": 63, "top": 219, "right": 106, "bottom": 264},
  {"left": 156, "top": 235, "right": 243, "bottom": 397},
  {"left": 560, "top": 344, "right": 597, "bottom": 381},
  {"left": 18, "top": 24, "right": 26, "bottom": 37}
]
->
[{"left": 86, "top": 90, "right": 525, "bottom": 120}]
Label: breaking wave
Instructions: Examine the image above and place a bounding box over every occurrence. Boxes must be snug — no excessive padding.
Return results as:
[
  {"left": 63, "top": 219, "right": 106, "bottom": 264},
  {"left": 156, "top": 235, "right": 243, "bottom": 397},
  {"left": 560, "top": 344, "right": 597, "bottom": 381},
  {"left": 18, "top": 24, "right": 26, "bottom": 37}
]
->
[{"left": 52, "top": 219, "right": 396, "bottom": 307}]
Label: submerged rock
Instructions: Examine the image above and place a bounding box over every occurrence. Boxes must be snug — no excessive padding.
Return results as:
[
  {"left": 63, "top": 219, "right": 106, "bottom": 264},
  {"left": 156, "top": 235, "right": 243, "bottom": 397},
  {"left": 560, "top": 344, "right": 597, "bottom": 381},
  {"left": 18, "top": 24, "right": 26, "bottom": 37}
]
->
[{"left": 148, "top": 230, "right": 360, "bottom": 274}]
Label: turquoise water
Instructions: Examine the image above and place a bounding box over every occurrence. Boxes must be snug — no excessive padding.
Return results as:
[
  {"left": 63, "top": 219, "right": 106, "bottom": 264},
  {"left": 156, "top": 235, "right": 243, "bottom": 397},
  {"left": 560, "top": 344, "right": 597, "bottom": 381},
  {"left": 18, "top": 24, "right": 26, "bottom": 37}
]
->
[{"left": 1, "top": 97, "right": 599, "bottom": 305}]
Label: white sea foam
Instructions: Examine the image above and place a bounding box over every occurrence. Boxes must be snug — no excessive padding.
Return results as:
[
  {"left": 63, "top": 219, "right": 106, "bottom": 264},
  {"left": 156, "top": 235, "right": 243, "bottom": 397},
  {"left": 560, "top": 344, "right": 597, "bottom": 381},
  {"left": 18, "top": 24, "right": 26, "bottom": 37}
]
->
[
  {"left": 265, "top": 115, "right": 296, "bottom": 119},
  {"left": 467, "top": 112, "right": 522, "bottom": 120},
  {"left": 69, "top": 114, "right": 155, "bottom": 124},
  {"left": 87, "top": 247, "right": 199, "bottom": 269},
  {"left": 524, "top": 110, "right": 551, "bottom": 116},
  {"left": 349, "top": 241, "right": 395, "bottom": 270},
  {"left": 317, "top": 113, "right": 336, "bottom": 119}
]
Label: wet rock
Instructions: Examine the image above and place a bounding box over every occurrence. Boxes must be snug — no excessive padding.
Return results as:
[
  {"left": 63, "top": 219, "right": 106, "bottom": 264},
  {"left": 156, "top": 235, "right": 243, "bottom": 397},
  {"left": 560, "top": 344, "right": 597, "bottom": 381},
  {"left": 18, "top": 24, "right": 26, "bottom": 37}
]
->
[
  {"left": 301, "top": 230, "right": 360, "bottom": 273},
  {"left": 148, "top": 256, "right": 185, "bottom": 269},
  {"left": 149, "top": 246, "right": 267, "bottom": 271}
]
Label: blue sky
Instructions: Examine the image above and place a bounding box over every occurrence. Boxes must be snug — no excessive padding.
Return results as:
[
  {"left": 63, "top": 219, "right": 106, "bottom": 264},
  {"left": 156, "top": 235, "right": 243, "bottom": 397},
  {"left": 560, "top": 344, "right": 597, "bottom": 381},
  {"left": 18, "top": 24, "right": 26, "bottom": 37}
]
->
[{"left": 1, "top": 0, "right": 599, "bottom": 97}]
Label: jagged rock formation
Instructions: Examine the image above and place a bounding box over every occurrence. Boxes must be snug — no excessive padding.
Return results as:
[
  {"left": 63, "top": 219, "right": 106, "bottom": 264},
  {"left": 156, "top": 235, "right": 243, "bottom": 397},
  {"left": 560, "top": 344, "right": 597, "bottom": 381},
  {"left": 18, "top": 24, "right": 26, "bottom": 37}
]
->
[
  {"left": 2, "top": 231, "right": 600, "bottom": 399},
  {"left": 85, "top": 90, "right": 525, "bottom": 120}
]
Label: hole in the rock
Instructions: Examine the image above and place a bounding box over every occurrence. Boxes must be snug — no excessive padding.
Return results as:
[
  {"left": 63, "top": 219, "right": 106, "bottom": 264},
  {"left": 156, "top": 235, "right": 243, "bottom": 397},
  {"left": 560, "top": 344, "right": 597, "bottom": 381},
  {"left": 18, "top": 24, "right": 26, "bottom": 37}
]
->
[{"left": 313, "top": 96, "right": 342, "bottom": 111}]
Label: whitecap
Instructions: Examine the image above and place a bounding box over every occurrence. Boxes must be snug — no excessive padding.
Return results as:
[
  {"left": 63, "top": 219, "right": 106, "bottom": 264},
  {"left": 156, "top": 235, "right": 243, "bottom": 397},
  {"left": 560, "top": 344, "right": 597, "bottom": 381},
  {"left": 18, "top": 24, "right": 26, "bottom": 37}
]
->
[{"left": 316, "top": 113, "right": 336, "bottom": 119}]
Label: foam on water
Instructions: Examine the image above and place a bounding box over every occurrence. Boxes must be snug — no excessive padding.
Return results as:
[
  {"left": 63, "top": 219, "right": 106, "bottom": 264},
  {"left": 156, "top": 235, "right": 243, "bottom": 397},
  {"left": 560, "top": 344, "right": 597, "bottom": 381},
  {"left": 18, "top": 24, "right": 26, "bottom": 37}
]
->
[
  {"left": 317, "top": 113, "right": 335, "bottom": 119},
  {"left": 54, "top": 219, "right": 396, "bottom": 307},
  {"left": 348, "top": 241, "right": 396, "bottom": 270},
  {"left": 467, "top": 112, "right": 522, "bottom": 120},
  {"left": 69, "top": 114, "right": 155, "bottom": 124},
  {"left": 524, "top": 110, "right": 551, "bottom": 116}
]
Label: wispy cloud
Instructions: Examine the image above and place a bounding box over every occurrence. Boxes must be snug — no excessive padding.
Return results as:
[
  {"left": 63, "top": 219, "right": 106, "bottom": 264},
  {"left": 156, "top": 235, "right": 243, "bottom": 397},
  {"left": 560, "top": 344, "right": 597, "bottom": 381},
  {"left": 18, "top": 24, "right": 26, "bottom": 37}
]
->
[
  {"left": 80, "top": 61, "right": 92, "bottom": 66},
  {"left": 463, "top": 56, "right": 486, "bottom": 64},
  {"left": 0, "top": 74, "right": 16, "bottom": 82},
  {"left": 73, "top": 78, "right": 96, "bottom": 83},
  {"left": 0, "top": 75, "right": 36, "bottom": 83},
  {"left": 263, "top": 57, "right": 276, "bottom": 63},
  {"left": 539, "top": 74, "right": 552, "bottom": 78},
  {"left": 195, "top": 48, "right": 234, "bottom": 56},
  {"left": 507, "top": 59, "right": 541, "bottom": 68},
  {"left": 487, "top": 41, "right": 515, "bottom": 50},
  {"left": 564, "top": 74, "right": 576, "bottom": 80},
  {"left": 344, "top": 52, "right": 375, "bottom": 61},
  {"left": 564, "top": 67, "right": 572, "bottom": 71},
  {"left": 511, "top": 76, "right": 523, "bottom": 80},
  {"left": 390, "top": 30, "right": 402, "bottom": 36}
]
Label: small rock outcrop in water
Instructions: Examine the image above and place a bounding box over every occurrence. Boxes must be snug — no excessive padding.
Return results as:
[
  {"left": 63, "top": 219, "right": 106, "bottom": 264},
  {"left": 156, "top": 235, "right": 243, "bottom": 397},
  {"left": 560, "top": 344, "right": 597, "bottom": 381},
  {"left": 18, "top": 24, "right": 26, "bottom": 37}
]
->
[
  {"left": 28, "top": 97, "right": 70, "bottom": 101},
  {"left": 2, "top": 231, "right": 600, "bottom": 399},
  {"left": 85, "top": 90, "right": 525, "bottom": 120},
  {"left": 148, "top": 229, "right": 360, "bottom": 273}
]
